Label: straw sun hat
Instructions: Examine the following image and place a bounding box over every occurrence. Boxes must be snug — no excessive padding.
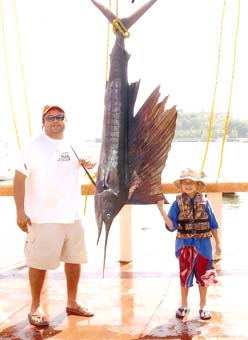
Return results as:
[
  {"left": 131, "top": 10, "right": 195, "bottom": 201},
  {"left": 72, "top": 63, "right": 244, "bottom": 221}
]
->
[{"left": 173, "top": 168, "right": 205, "bottom": 191}]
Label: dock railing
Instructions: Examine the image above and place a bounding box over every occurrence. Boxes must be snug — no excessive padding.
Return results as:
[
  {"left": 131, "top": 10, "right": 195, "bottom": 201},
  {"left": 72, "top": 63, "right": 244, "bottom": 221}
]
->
[{"left": 1, "top": 181, "right": 247, "bottom": 262}]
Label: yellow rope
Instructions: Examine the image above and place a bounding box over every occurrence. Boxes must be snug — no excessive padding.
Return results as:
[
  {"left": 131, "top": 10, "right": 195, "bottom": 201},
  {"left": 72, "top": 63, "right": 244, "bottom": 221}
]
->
[
  {"left": 13, "top": 0, "right": 32, "bottom": 138},
  {"left": 105, "top": 0, "right": 112, "bottom": 84},
  {"left": 0, "top": 0, "right": 21, "bottom": 149},
  {"left": 200, "top": 0, "right": 226, "bottom": 177},
  {"left": 115, "top": 0, "right": 118, "bottom": 18},
  {"left": 83, "top": 171, "right": 97, "bottom": 216},
  {"left": 113, "top": 18, "right": 130, "bottom": 38},
  {"left": 216, "top": 0, "right": 240, "bottom": 181},
  {"left": 105, "top": 0, "right": 129, "bottom": 84}
]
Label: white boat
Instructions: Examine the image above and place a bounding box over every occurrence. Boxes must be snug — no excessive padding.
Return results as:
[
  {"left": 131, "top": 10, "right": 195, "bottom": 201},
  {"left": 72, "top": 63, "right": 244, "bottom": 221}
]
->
[{"left": 0, "top": 139, "right": 14, "bottom": 181}]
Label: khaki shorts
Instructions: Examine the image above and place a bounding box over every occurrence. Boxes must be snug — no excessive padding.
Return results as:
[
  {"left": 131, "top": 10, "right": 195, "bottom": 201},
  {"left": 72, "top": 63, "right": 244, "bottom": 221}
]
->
[{"left": 25, "top": 220, "right": 87, "bottom": 270}]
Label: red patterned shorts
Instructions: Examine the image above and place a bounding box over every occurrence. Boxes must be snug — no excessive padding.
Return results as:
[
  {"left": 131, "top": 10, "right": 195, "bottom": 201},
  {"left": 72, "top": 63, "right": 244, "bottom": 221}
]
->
[{"left": 178, "top": 246, "right": 218, "bottom": 288}]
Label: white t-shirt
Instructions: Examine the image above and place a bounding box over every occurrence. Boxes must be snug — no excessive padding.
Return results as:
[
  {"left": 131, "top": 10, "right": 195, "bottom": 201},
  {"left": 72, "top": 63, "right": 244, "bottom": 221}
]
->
[{"left": 16, "top": 133, "right": 83, "bottom": 223}]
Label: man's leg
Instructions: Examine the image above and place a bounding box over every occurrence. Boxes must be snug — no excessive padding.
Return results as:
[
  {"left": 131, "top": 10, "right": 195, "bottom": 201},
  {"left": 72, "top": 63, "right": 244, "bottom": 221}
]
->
[
  {"left": 64, "top": 263, "right": 94, "bottom": 317},
  {"left": 64, "top": 263, "right": 81, "bottom": 308},
  {"left": 29, "top": 267, "right": 47, "bottom": 314}
]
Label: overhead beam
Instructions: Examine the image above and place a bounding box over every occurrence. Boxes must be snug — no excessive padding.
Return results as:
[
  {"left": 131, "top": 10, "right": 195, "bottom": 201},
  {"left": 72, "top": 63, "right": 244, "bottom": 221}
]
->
[{"left": 1, "top": 181, "right": 248, "bottom": 196}]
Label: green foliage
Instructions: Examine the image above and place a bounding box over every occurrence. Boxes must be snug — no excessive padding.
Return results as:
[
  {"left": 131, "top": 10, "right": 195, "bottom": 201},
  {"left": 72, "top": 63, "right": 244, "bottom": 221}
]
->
[{"left": 174, "top": 111, "right": 248, "bottom": 141}]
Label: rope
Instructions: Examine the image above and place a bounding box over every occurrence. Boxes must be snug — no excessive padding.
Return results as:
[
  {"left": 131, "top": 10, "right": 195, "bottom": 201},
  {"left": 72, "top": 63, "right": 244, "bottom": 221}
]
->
[
  {"left": 105, "top": 0, "right": 130, "bottom": 84},
  {"left": 83, "top": 171, "right": 97, "bottom": 216},
  {"left": 13, "top": 0, "right": 32, "bottom": 138},
  {"left": 0, "top": 0, "right": 21, "bottom": 149},
  {"left": 115, "top": 0, "right": 118, "bottom": 18},
  {"left": 216, "top": 0, "right": 240, "bottom": 181},
  {"left": 113, "top": 18, "right": 130, "bottom": 38},
  {"left": 105, "top": 0, "right": 112, "bottom": 84},
  {"left": 200, "top": 0, "right": 226, "bottom": 177}
]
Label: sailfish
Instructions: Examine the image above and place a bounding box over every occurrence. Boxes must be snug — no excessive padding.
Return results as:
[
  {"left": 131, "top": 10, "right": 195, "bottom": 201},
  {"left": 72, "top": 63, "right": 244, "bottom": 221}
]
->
[{"left": 91, "top": 0, "right": 177, "bottom": 273}]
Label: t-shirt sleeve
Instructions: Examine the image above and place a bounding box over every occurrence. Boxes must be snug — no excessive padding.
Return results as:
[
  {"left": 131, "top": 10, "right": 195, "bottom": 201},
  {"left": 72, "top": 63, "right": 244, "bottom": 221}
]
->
[{"left": 206, "top": 200, "right": 219, "bottom": 229}]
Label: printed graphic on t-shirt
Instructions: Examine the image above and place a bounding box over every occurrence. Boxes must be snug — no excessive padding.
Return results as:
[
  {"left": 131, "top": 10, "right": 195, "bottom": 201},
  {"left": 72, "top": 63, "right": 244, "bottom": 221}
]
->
[{"left": 56, "top": 151, "right": 70, "bottom": 161}]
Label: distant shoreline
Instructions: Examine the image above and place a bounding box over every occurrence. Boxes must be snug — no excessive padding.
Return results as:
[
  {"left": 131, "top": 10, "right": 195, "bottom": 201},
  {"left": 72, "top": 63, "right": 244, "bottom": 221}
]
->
[{"left": 85, "top": 138, "right": 248, "bottom": 144}]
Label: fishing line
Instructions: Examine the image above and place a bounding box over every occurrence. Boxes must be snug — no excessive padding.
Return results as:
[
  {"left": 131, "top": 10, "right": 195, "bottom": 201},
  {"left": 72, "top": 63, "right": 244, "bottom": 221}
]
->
[{"left": 70, "top": 145, "right": 96, "bottom": 186}]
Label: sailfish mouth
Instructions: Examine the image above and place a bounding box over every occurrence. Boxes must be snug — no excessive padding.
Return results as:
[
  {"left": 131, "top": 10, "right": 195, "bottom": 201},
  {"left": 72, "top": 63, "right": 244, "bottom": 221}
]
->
[
  {"left": 95, "top": 211, "right": 103, "bottom": 245},
  {"left": 95, "top": 200, "right": 115, "bottom": 245}
]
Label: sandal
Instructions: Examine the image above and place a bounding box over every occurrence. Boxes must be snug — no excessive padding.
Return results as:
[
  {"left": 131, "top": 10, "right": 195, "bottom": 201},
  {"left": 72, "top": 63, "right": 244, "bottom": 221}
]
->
[
  {"left": 176, "top": 307, "right": 190, "bottom": 319},
  {"left": 66, "top": 306, "right": 94, "bottom": 317},
  {"left": 199, "top": 309, "right": 211, "bottom": 320},
  {"left": 28, "top": 313, "right": 49, "bottom": 327}
]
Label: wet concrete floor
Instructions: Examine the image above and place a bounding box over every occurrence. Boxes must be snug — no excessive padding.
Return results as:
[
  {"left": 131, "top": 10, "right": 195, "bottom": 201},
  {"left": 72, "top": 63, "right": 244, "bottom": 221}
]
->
[
  {"left": 0, "top": 202, "right": 248, "bottom": 339},
  {"left": 0, "top": 252, "right": 248, "bottom": 339}
]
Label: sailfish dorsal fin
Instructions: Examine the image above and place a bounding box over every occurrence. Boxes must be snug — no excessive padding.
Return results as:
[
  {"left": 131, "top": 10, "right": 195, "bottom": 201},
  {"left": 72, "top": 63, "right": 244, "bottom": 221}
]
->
[{"left": 128, "top": 86, "right": 177, "bottom": 204}]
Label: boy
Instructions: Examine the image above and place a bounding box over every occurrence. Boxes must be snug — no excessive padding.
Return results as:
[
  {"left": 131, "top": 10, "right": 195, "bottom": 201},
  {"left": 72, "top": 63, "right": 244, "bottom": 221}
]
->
[{"left": 157, "top": 168, "right": 221, "bottom": 320}]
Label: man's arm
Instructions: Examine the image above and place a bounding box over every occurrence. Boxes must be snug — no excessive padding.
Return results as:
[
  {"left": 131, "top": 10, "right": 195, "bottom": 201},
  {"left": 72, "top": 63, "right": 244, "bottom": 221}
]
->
[{"left": 13, "top": 170, "right": 31, "bottom": 232}]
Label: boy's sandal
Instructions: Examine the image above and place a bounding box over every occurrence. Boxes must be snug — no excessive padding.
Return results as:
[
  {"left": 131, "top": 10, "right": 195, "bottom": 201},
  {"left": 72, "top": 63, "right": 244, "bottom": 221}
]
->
[
  {"left": 176, "top": 307, "right": 190, "bottom": 319},
  {"left": 199, "top": 309, "right": 211, "bottom": 320}
]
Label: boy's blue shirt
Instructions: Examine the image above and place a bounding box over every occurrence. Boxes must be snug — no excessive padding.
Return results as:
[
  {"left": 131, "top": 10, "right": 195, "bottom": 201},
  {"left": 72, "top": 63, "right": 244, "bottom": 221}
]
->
[{"left": 166, "top": 196, "right": 219, "bottom": 260}]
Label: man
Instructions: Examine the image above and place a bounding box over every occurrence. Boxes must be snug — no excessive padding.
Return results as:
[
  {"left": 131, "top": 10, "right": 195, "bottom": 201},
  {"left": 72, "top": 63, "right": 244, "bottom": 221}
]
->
[{"left": 13, "top": 105, "right": 95, "bottom": 327}]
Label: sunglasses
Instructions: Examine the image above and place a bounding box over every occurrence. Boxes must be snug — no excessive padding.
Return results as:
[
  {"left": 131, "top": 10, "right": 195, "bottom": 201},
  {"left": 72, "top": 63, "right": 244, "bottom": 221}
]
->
[{"left": 44, "top": 113, "right": 65, "bottom": 122}]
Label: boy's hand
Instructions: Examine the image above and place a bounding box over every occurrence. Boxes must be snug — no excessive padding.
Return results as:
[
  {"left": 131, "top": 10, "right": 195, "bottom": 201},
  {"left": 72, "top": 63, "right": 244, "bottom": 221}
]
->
[
  {"left": 215, "top": 244, "right": 222, "bottom": 256},
  {"left": 157, "top": 199, "right": 164, "bottom": 210}
]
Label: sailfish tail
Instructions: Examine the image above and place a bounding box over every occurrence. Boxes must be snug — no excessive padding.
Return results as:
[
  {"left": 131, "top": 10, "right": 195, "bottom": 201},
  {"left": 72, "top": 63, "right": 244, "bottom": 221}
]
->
[{"left": 90, "top": 0, "right": 158, "bottom": 28}]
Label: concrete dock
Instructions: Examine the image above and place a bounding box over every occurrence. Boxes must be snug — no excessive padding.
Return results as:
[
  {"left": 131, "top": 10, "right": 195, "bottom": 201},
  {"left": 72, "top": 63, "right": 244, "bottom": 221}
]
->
[{"left": 0, "top": 199, "right": 248, "bottom": 339}]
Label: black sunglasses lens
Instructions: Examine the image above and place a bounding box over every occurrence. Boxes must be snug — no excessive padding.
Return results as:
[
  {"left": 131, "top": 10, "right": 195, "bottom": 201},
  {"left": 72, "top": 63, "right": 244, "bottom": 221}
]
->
[{"left": 45, "top": 114, "right": 65, "bottom": 122}]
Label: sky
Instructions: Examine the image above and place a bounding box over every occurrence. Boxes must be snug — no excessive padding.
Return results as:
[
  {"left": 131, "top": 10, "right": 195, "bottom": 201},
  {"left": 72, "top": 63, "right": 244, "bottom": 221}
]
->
[{"left": 0, "top": 0, "right": 246, "bottom": 149}]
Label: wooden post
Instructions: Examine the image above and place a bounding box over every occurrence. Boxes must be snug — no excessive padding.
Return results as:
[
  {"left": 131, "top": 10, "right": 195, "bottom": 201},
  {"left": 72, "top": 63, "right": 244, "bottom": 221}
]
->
[{"left": 119, "top": 205, "right": 132, "bottom": 263}]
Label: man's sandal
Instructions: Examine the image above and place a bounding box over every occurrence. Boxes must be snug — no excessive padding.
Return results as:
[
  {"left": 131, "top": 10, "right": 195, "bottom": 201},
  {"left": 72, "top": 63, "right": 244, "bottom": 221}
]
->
[
  {"left": 199, "top": 309, "right": 211, "bottom": 320},
  {"left": 66, "top": 306, "right": 94, "bottom": 317},
  {"left": 176, "top": 307, "right": 190, "bottom": 319},
  {"left": 28, "top": 313, "right": 49, "bottom": 327}
]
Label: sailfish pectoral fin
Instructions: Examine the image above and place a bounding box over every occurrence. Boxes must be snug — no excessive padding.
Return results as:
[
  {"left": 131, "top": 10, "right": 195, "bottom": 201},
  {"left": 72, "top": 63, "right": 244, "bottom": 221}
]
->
[{"left": 128, "top": 87, "right": 177, "bottom": 204}]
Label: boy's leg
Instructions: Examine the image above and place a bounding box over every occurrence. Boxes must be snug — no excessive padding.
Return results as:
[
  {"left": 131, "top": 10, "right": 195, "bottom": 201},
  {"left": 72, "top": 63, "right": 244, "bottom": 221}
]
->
[
  {"left": 180, "top": 286, "right": 189, "bottom": 308},
  {"left": 198, "top": 285, "right": 211, "bottom": 319},
  {"left": 199, "top": 285, "right": 207, "bottom": 309}
]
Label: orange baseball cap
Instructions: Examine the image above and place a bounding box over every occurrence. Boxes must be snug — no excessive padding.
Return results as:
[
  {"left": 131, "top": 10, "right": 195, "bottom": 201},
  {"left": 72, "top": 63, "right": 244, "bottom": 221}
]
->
[{"left": 42, "top": 105, "right": 64, "bottom": 116}]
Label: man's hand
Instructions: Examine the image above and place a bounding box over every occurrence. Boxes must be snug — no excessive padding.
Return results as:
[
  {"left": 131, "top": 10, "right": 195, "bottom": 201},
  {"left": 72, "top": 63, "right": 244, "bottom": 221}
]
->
[
  {"left": 16, "top": 211, "right": 31, "bottom": 233},
  {"left": 80, "top": 159, "right": 96, "bottom": 170}
]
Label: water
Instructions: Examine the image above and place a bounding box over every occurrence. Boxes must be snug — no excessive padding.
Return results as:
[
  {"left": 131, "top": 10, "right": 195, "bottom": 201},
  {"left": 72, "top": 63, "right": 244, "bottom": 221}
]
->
[
  {"left": 0, "top": 142, "right": 247, "bottom": 271},
  {"left": 163, "top": 141, "right": 248, "bottom": 182},
  {"left": 0, "top": 196, "right": 26, "bottom": 272}
]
